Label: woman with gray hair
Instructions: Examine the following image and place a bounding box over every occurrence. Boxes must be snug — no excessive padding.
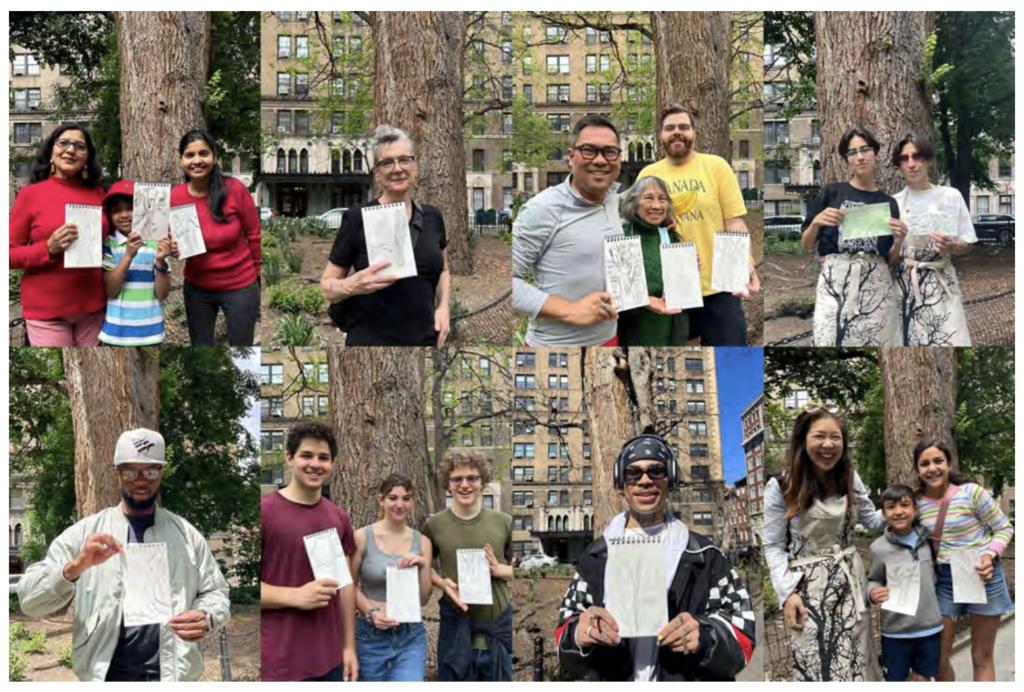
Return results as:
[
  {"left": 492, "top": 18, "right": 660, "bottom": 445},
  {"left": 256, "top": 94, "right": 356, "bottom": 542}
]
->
[
  {"left": 321, "top": 124, "right": 451, "bottom": 346},
  {"left": 616, "top": 176, "right": 692, "bottom": 345}
]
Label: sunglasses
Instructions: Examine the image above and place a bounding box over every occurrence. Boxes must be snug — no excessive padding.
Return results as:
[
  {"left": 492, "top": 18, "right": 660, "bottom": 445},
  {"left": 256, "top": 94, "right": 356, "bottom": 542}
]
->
[
  {"left": 449, "top": 474, "right": 481, "bottom": 486},
  {"left": 896, "top": 153, "right": 927, "bottom": 165},
  {"left": 624, "top": 464, "right": 668, "bottom": 484},
  {"left": 844, "top": 145, "right": 876, "bottom": 159},
  {"left": 118, "top": 468, "right": 162, "bottom": 481}
]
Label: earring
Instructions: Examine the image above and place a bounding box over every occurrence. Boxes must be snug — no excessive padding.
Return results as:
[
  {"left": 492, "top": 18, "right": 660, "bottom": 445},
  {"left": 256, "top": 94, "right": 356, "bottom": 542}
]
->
[
  {"left": 82, "top": 168, "right": 88, "bottom": 180},
  {"left": 50, "top": 162, "right": 55, "bottom": 175}
]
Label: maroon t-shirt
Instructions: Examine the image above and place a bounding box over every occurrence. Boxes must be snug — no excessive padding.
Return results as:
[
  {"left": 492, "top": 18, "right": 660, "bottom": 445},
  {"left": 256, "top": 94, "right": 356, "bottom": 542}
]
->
[{"left": 260, "top": 491, "right": 357, "bottom": 681}]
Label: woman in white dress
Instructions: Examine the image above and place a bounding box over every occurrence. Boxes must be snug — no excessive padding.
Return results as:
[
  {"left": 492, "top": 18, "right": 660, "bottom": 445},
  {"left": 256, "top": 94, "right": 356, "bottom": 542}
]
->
[{"left": 890, "top": 133, "right": 976, "bottom": 346}]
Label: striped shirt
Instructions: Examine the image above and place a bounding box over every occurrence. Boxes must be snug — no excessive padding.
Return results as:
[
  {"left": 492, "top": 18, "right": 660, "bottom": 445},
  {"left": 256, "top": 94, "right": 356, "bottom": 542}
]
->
[
  {"left": 99, "top": 233, "right": 167, "bottom": 346},
  {"left": 918, "top": 483, "right": 1013, "bottom": 563}
]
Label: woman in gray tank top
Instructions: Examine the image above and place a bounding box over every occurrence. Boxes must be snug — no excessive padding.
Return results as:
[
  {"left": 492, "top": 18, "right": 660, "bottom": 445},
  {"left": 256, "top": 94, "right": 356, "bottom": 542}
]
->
[{"left": 351, "top": 474, "right": 434, "bottom": 681}]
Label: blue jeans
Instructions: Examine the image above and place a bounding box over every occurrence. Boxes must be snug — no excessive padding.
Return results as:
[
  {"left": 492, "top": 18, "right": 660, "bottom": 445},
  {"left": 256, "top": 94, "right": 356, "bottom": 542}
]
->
[
  {"left": 355, "top": 618, "right": 427, "bottom": 681},
  {"left": 472, "top": 647, "right": 497, "bottom": 682},
  {"left": 936, "top": 561, "right": 1015, "bottom": 617}
]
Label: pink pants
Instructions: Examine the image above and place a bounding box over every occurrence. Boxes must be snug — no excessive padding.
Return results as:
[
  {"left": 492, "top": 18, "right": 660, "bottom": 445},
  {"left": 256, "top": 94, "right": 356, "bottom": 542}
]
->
[{"left": 25, "top": 310, "right": 105, "bottom": 347}]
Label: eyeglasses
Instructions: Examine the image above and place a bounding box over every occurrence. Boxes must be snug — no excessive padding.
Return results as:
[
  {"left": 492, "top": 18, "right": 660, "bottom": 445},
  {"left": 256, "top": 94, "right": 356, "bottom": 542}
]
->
[
  {"left": 449, "top": 474, "right": 481, "bottom": 486},
  {"left": 574, "top": 144, "right": 622, "bottom": 162},
  {"left": 56, "top": 138, "right": 88, "bottom": 153},
  {"left": 375, "top": 156, "right": 416, "bottom": 172},
  {"left": 896, "top": 153, "right": 927, "bottom": 165},
  {"left": 844, "top": 145, "right": 876, "bottom": 159},
  {"left": 624, "top": 465, "right": 668, "bottom": 484},
  {"left": 118, "top": 468, "right": 162, "bottom": 481}
]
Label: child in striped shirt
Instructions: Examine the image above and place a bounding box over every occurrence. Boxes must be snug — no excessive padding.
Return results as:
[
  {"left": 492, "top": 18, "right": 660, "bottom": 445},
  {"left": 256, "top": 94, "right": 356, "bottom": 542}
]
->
[{"left": 99, "top": 181, "right": 178, "bottom": 346}]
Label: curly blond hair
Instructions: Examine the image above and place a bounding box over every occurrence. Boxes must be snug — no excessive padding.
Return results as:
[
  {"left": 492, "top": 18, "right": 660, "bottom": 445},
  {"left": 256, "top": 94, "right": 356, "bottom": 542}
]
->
[{"left": 439, "top": 448, "right": 491, "bottom": 487}]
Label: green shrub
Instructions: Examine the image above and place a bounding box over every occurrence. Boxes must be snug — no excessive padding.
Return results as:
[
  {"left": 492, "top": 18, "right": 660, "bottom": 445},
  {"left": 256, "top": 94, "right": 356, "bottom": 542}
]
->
[
  {"left": 267, "top": 284, "right": 324, "bottom": 315},
  {"left": 23, "top": 630, "right": 46, "bottom": 654},
  {"left": 58, "top": 641, "right": 73, "bottom": 669},
  {"left": 10, "top": 270, "right": 24, "bottom": 305},
  {"left": 263, "top": 249, "right": 283, "bottom": 287},
  {"left": 9, "top": 594, "right": 19, "bottom": 614},
  {"left": 273, "top": 313, "right": 318, "bottom": 347},
  {"left": 303, "top": 218, "right": 334, "bottom": 238},
  {"left": 283, "top": 245, "right": 304, "bottom": 275},
  {"left": 765, "top": 234, "right": 803, "bottom": 255},
  {"left": 10, "top": 622, "right": 27, "bottom": 640},
  {"left": 9, "top": 647, "right": 26, "bottom": 682},
  {"left": 262, "top": 235, "right": 278, "bottom": 249},
  {"left": 446, "top": 298, "right": 469, "bottom": 343}
]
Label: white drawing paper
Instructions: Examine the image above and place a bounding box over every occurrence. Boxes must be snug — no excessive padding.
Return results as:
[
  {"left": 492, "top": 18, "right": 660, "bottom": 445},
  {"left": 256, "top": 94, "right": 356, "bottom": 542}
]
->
[
  {"left": 949, "top": 548, "right": 987, "bottom": 604},
  {"left": 63, "top": 204, "right": 104, "bottom": 269},
  {"left": 386, "top": 565, "right": 422, "bottom": 623},
  {"left": 303, "top": 528, "right": 353, "bottom": 591},
  {"left": 605, "top": 536, "right": 667, "bottom": 638},
  {"left": 363, "top": 202, "right": 417, "bottom": 279},
  {"left": 456, "top": 548, "right": 493, "bottom": 605},
  {"left": 132, "top": 183, "right": 172, "bottom": 241},
  {"left": 660, "top": 242, "right": 704, "bottom": 310},
  {"left": 604, "top": 234, "right": 649, "bottom": 312},
  {"left": 122, "top": 542, "right": 173, "bottom": 627},
  {"left": 169, "top": 204, "right": 206, "bottom": 259},
  {"left": 710, "top": 232, "right": 750, "bottom": 294},
  {"left": 881, "top": 555, "right": 921, "bottom": 617}
]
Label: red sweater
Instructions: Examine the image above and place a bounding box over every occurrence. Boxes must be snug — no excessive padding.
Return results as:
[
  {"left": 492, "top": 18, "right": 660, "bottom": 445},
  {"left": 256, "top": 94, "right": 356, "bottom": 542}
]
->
[
  {"left": 170, "top": 176, "right": 262, "bottom": 291},
  {"left": 9, "top": 176, "right": 109, "bottom": 320}
]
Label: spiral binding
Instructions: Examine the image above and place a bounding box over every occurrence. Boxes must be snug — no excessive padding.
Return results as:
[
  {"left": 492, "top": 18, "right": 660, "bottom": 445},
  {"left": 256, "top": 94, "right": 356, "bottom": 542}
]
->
[
  {"left": 66, "top": 203, "right": 102, "bottom": 211},
  {"left": 386, "top": 564, "right": 417, "bottom": 574},
  {"left": 714, "top": 231, "right": 749, "bottom": 239},
  {"left": 663, "top": 241, "right": 696, "bottom": 252},
  {"left": 170, "top": 203, "right": 198, "bottom": 213},
  {"left": 604, "top": 234, "right": 638, "bottom": 244},
  {"left": 458, "top": 548, "right": 487, "bottom": 556},
  {"left": 304, "top": 527, "right": 340, "bottom": 542},
  {"left": 364, "top": 201, "right": 406, "bottom": 214},
  {"left": 607, "top": 535, "right": 664, "bottom": 546}
]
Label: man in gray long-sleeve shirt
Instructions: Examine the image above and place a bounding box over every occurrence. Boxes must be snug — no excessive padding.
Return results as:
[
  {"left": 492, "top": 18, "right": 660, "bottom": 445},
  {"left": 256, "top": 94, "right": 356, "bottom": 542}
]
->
[{"left": 512, "top": 114, "right": 624, "bottom": 346}]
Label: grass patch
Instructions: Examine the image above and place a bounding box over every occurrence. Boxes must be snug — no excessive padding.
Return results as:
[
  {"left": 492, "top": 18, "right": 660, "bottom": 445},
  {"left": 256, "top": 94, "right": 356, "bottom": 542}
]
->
[{"left": 267, "top": 284, "right": 324, "bottom": 315}]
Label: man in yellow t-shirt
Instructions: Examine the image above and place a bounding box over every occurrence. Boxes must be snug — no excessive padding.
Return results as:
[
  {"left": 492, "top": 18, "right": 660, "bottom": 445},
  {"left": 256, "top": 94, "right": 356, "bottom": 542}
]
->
[{"left": 637, "top": 105, "right": 759, "bottom": 346}]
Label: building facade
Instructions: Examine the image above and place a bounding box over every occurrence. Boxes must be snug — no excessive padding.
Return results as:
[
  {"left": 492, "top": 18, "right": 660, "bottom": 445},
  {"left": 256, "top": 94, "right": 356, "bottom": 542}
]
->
[
  {"left": 724, "top": 478, "right": 751, "bottom": 549},
  {"left": 741, "top": 393, "right": 766, "bottom": 542},
  {"left": 9, "top": 46, "right": 65, "bottom": 205}
]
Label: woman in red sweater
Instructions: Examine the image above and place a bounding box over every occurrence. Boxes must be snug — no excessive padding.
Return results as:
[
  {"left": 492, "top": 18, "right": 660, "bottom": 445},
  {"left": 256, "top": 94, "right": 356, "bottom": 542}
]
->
[
  {"left": 9, "top": 122, "right": 108, "bottom": 346},
  {"left": 171, "top": 130, "right": 261, "bottom": 346}
]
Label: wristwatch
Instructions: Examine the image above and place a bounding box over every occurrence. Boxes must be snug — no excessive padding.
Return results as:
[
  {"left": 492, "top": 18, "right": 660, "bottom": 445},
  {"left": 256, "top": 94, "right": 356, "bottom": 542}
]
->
[{"left": 366, "top": 607, "right": 380, "bottom": 623}]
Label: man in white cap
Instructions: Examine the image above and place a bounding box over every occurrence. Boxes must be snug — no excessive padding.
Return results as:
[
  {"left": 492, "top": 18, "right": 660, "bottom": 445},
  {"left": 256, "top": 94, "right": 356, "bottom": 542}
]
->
[{"left": 18, "top": 428, "right": 231, "bottom": 681}]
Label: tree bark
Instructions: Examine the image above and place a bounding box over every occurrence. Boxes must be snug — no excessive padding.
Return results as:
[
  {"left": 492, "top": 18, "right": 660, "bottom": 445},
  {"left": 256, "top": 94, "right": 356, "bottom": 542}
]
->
[
  {"left": 116, "top": 12, "right": 211, "bottom": 181},
  {"left": 650, "top": 12, "right": 732, "bottom": 160},
  {"left": 879, "top": 347, "right": 957, "bottom": 487},
  {"left": 328, "top": 346, "right": 434, "bottom": 529},
  {"left": 815, "top": 12, "right": 934, "bottom": 193},
  {"left": 64, "top": 348, "right": 161, "bottom": 519},
  {"left": 371, "top": 12, "right": 472, "bottom": 275}
]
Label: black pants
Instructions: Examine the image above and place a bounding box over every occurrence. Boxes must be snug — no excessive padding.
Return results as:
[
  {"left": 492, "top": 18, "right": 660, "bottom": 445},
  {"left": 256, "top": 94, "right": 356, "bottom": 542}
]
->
[
  {"left": 688, "top": 292, "right": 747, "bottom": 346},
  {"left": 183, "top": 279, "right": 260, "bottom": 346}
]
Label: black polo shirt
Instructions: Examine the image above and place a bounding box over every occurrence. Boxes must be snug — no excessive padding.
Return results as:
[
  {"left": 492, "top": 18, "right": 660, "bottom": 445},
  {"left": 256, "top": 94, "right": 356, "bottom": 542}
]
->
[{"left": 328, "top": 199, "right": 448, "bottom": 346}]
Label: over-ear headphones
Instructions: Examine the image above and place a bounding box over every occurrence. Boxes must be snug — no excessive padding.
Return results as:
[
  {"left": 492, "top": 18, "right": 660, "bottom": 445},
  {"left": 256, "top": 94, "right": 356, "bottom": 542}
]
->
[{"left": 612, "top": 433, "right": 680, "bottom": 491}]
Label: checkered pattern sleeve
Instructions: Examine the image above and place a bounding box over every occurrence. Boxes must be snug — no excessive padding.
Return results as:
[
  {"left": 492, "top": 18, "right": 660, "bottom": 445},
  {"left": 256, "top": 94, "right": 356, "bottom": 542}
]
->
[
  {"left": 555, "top": 570, "right": 594, "bottom": 661},
  {"left": 694, "top": 559, "right": 756, "bottom": 678}
]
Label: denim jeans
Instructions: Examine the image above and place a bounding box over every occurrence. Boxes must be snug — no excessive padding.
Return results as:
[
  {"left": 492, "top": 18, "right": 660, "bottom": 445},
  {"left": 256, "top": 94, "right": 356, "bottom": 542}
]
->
[{"left": 355, "top": 618, "right": 428, "bottom": 681}]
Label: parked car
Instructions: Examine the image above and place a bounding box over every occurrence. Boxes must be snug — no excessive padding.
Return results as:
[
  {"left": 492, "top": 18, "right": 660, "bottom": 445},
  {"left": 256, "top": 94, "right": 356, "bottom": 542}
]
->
[
  {"left": 259, "top": 207, "right": 275, "bottom": 223},
  {"left": 971, "top": 213, "right": 1014, "bottom": 243},
  {"left": 317, "top": 208, "right": 349, "bottom": 230},
  {"left": 519, "top": 552, "right": 558, "bottom": 570},
  {"left": 764, "top": 215, "right": 805, "bottom": 233}
]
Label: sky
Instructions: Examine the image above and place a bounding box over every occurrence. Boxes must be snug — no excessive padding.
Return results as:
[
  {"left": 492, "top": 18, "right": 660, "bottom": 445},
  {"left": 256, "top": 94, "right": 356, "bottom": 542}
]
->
[
  {"left": 714, "top": 347, "right": 763, "bottom": 485},
  {"left": 233, "top": 350, "right": 262, "bottom": 465}
]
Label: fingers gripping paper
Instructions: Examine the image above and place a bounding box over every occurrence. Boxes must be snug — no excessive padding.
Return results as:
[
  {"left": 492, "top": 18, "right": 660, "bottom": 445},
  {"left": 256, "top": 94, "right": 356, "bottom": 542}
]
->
[
  {"left": 881, "top": 555, "right": 920, "bottom": 617},
  {"left": 660, "top": 242, "right": 704, "bottom": 310},
  {"left": 456, "top": 548, "right": 493, "bottom": 605},
  {"left": 169, "top": 204, "right": 206, "bottom": 259},
  {"left": 303, "top": 528, "right": 353, "bottom": 591},
  {"left": 386, "top": 565, "right": 422, "bottom": 623},
  {"left": 949, "top": 548, "right": 988, "bottom": 604},
  {"left": 64, "top": 204, "right": 103, "bottom": 269},
  {"left": 605, "top": 536, "right": 667, "bottom": 638},
  {"left": 362, "top": 202, "right": 417, "bottom": 279},
  {"left": 122, "top": 542, "right": 173, "bottom": 627},
  {"left": 710, "top": 232, "right": 750, "bottom": 294}
]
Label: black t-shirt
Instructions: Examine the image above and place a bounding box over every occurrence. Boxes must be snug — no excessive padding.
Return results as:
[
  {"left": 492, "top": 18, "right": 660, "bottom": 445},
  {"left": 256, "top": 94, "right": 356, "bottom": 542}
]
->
[
  {"left": 106, "top": 513, "right": 161, "bottom": 682},
  {"left": 803, "top": 181, "right": 900, "bottom": 257},
  {"left": 328, "top": 199, "right": 447, "bottom": 346}
]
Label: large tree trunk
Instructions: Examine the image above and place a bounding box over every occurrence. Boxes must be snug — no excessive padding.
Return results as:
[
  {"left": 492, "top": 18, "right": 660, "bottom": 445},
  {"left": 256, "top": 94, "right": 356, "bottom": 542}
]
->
[
  {"left": 815, "top": 12, "right": 934, "bottom": 193},
  {"left": 430, "top": 348, "right": 451, "bottom": 510},
  {"left": 879, "top": 347, "right": 957, "bottom": 487},
  {"left": 371, "top": 12, "right": 472, "bottom": 275},
  {"left": 116, "top": 12, "right": 211, "bottom": 181},
  {"left": 64, "top": 348, "right": 161, "bottom": 518},
  {"left": 328, "top": 347, "right": 433, "bottom": 528},
  {"left": 650, "top": 12, "right": 732, "bottom": 160}
]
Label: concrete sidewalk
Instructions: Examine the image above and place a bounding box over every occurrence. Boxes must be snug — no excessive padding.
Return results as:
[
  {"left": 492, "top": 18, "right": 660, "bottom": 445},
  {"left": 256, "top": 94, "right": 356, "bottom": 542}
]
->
[{"left": 950, "top": 613, "right": 1015, "bottom": 681}]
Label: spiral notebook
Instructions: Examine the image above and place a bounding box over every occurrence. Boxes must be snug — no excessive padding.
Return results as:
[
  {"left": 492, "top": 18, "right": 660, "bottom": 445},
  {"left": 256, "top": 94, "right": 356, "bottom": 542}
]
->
[
  {"left": 169, "top": 204, "right": 206, "bottom": 259},
  {"left": 122, "top": 542, "right": 173, "bottom": 627},
  {"left": 386, "top": 565, "right": 422, "bottom": 623},
  {"left": 605, "top": 535, "right": 667, "bottom": 638},
  {"left": 133, "top": 183, "right": 172, "bottom": 241},
  {"left": 710, "top": 231, "right": 750, "bottom": 294},
  {"left": 881, "top": 554, "right": 921, "bottom": 617},
  {"left": 660, "top": 242, "right": 704, "bottom": 310},
  {"left": 604, "top": 234, "right": 649, "bottom": 312},
  {"left": 949, "top": 548, "right": 987, "bottom": 604},
  {"left": 303, "top": 528, "right": 353, "bottom": 591},
  {"left": 363, "top": 202, "right": 417, "bottom": 279},
  {"left": 64, "top": 204, "right": 104, "bottom": 269},
  {"left": 456, "top": 548, "right": 493, "bottom": 605}
]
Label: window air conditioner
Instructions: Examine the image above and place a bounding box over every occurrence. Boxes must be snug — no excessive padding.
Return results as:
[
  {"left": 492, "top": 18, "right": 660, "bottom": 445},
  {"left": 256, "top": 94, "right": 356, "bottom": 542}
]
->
[
  {"left": 277, "top": 126, "right": 287, "bottom": 133},
  {"left": 560, "top": 125, "right": 570, "bottom": 132},
  {"left": 526, "top": 500, "right": 534, "bottom": 507}
]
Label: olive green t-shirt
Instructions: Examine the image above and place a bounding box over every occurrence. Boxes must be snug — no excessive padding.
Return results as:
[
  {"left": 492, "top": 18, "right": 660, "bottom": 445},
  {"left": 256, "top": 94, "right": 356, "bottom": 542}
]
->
[{"left": 422, "top": 507, "right": 513, "bottom": 647}]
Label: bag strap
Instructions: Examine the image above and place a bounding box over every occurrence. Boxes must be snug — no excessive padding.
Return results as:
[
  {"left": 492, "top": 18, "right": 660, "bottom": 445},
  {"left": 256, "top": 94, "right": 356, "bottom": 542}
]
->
[{"left": 930, "top": 484, "right": 960, "bottom": 558}]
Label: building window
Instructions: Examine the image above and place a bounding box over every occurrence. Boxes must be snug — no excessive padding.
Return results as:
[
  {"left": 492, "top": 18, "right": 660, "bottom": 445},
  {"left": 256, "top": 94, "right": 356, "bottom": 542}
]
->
[
  {"left": 11, "top": 88, "right": 42, "bottom": 110},
  {"left": 693, "top": 487, "right": 713, "bottom": 503},
  {"left": 687, "top": 400, "right": 706, "bottom": 414},
  {"left": 261, "top": 430, "right": 285, "bottom": 451},
  {"left": 688, "top": 421, "right": 707, "bottom": 437},
  {"left": 584, "top": 490, "right": 593, "bottom": 506},
  {"left": 318, "top": 396, "right": 329, "bottom": 417},
  {"left": 764, "top": 121, "right": 789, "bottom": 147},
  {"left": 693, "top": 511, "right": 713, "bottom": 526},
  {"left": 277, "top": 110, "right": 292, "bottom": 133},
  {"left": 600, "top": 55, "right": 610, "bottom": 72},
  {"left": 12, "top": 123, "right": 42, "bottom": 145},
  {"left": 472, "top": 149, "right": 485, "bottom": 172},
  {"left": 975, "top": 196, "right": 990, "bottom": 214},
  {"left": 998, "top": 160, "right": 1012, "bottom": 179},
  {"left": 583, "top": 443, "right": 591, "bottom": 459},
  {"left": 278, "top": 35, "right": 292, "bottom": 58},
  {"left": 277, "top": 72, "right": 290, "bottom": 96},
  {"left": 260, "top": 364, "right": 284, "bottom": 385},
  {"left": 296, "top": 36, "right": 309, "bottom": 58},
  {"left": 12, "top": 54, "right": 40, "bottom": 76},
  {"left": 295, "top": 111, "right": 309, "bottom": 136},
  {"left": 690, "top": 444, "right": 709, "bottom": 458},
  {"left": 691, "top": 465, "right": 710, "bottom": 480},
  {"left": 546, "top": 55, "right": 570, "bottom": 74},
  {"left": 686, "top": 380, "right": 705, "bottom": 394},
  {"left": 547, "top": 83, "right": 571, "bottom": 104},
  {"left": 295, "top": 73, "right": 309, "bottom": 97},
  {"left": 685, "top": 358, "right": 704, "bottom": 373},
  {"left": 302, "top": 396, "right": 315, "bottom": 416},
  {"left": 513, "top": 467, "right": 534, "bottom": 483},
  {"left": 999, "top": 195, "right": 1013, "bottom": 214},
  {"left": 782, "top": 389, "right": 809, "bottom": 410},
  {"left": 739, "top": 140, "right": 750, "bottom": 159},
  {"left": 583, "top": 466, "right": 593, "bottom": 483},
  {"left": 522, "top": 56, "right": 532, "bottom": 76}
]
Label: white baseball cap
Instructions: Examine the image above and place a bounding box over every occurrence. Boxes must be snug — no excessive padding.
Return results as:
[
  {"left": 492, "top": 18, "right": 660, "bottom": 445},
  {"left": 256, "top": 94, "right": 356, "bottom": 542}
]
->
[{"left": 114, "top": 428, "right": 167, "bottom": 467}]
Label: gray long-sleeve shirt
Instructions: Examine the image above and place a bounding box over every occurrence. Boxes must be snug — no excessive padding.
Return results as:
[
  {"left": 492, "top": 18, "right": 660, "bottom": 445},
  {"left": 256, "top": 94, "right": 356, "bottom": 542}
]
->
[{"left": 512, "top": 177, "right": 620, "bottom": 346}]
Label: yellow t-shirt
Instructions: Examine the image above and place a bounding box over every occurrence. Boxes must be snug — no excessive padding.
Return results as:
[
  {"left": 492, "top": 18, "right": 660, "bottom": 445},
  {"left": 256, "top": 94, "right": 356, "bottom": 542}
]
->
[{"left": 638, "top": 153, "right": 747, "bottom": 295}]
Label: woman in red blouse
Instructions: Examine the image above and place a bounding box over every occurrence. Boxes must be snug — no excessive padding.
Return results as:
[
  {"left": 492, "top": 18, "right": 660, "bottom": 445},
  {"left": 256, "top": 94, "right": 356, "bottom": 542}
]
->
[
  {"left": 171, "top": 130, "right": 261, "bottom": 346},
  {"left": 9, "top": 122, "right": 108, "bottom": 346}
]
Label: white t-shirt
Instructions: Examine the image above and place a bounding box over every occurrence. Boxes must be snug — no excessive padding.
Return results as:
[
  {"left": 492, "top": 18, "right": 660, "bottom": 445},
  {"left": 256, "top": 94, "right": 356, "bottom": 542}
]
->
[{"left": 893, "top": 184, "right": 977, "bottom": 249}]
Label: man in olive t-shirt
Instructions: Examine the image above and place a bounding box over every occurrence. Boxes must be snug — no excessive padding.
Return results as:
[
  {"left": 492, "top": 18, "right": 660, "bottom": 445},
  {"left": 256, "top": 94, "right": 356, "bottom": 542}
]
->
[{"left": 423, "top": 449, "right": 513, "bottom": 681}]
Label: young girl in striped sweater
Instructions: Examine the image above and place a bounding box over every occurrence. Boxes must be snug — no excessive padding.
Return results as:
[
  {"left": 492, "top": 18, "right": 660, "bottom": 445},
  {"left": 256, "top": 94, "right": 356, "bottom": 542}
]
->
[{"left": 914, "top": 437, "right": 1013, "bottom": 682}]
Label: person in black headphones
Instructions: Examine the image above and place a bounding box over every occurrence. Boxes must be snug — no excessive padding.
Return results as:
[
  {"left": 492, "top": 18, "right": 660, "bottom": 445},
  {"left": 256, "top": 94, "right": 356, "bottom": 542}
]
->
[{"left": 555, "top": 433, "right": 756, "bottom": 681}]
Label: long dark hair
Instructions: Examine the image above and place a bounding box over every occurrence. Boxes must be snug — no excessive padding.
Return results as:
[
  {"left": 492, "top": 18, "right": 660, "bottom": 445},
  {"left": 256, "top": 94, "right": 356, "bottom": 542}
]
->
[
  {"left": 912, "top": 437, "right": 973, "bottom": 495},
  {"left": 782, "top": 409, "right": 855, "bottom": 519},
  {"left": 179, "top": 129, "right": 227, "bottom": 223},
  {"left": 31, "top": 122, "right": 104, "bottom": 187}
]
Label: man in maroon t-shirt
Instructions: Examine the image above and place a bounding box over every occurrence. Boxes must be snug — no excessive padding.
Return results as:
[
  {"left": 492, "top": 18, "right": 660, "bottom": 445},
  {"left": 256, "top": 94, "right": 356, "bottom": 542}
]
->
[{"left": 260, "top": 422, "right": 358, "bottom": 681}]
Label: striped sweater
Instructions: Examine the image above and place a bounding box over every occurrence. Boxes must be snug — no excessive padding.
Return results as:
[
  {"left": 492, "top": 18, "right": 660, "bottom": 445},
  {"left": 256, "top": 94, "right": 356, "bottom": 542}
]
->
[
  {"left": 918, "top": 483, "right": 1013, "bottom": 563},
  {"left": 98, "top": 233, "right": 167, "bottom": 346}
]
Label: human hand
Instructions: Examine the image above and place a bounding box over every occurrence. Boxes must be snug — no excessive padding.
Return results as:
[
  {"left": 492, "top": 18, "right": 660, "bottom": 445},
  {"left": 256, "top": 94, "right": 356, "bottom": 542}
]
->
[
  {"left": 64, "top": 533, "right": 123, "bottom": 580},
  {"left": 343, "top": 645, "right": 358, "bottom": 682},
  {"left": 658, "top": 611, "right": 701, "bottom": 654},
  {"left": 168, "top": 610, "right": 209, "bottom": 641},
  {"left": 575, "top": 607, "right": 621, "bottom": 647},
  {"left": 813, "top": 207, "right": 844, "bottom": 228},
  {"left": 976, "top": 553, "right": 995, "bottom": 582},
  {"left": 734, "top": 261, "right": 760, "bottom": 299},
  {"left": 293, "top": 578, "right": 338, "bottom": 610},
  {"left": 397, "top": 553, "right": 427, "bottom": 570},
  {"left": 155, "top": 236, "right": 172, "bottom": 263},
  {"left": 869, "top": 587, "right": 889, "bottom": 605},
  {"left": 888, "top": 218, "right": 909, "bottom": 243},
  {"left": 346, "top": 262, "right": 400, "bottom": 296},
  {"left": 647, "top": 296, "right": 682, "bottom": 315},
  {"left": 435, "top": 304, "right": 450, "bottom": 347},
  {"left": 125, "top": 231, "right": 144, "bottom": 259},
  {"left": 783, "top": 592, "right": 808, "bottom": 632},
  {"left": 441, "top": 578, "right": 468, "bottom": 612},
  {"left": 47, "top": 223, "right": 79, "bottom": 256},
  {"left": 370, "top": 607, "right": 400, "bottom": 630},
  {"left": 566, "top": 292, "right": 617, "bottom": 326}
]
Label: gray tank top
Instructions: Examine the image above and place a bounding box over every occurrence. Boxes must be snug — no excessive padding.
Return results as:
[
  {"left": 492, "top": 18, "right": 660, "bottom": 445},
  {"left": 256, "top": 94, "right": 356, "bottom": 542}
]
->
[{"left": 359, "top": 525, "right": 422, "bottom": 602}]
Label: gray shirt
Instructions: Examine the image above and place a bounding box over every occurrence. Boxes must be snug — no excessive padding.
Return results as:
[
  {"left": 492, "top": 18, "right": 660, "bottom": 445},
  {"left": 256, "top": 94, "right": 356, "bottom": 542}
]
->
[
  {"left": 512, "top": 177, "right": 621, "bottom": 346},
  {"left": 358, "top": 525, "right": 422, "bottom": 603},
  {"left": 866, "top": 526, "right": 942, "bottom": 635}
]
